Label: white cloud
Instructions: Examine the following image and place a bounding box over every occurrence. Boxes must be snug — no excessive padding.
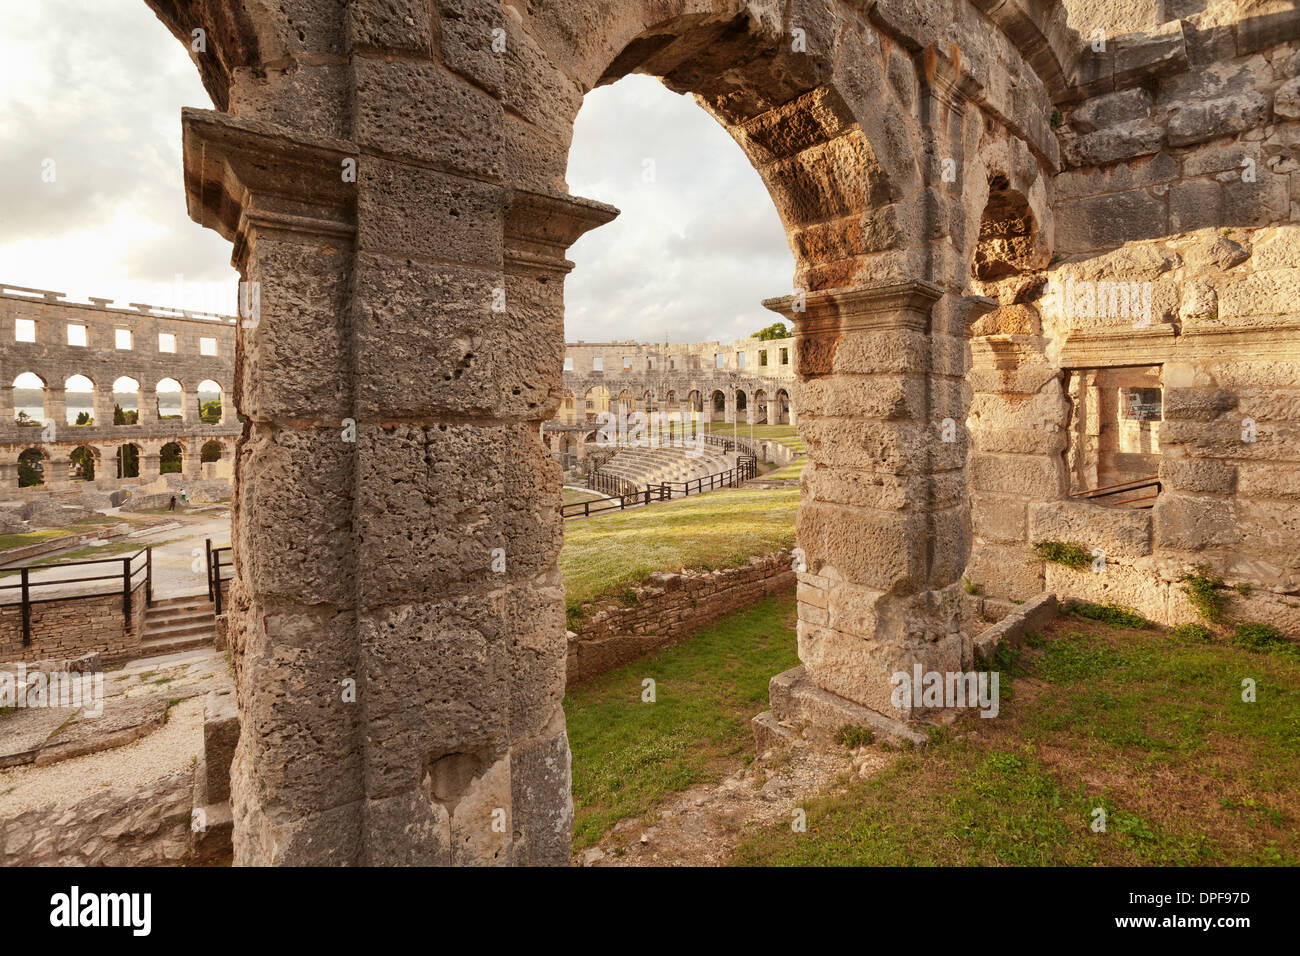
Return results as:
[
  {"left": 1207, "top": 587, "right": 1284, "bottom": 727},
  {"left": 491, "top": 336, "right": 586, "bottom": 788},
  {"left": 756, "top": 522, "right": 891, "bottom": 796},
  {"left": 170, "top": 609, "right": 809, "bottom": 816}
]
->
[{"left": 565, "top": 75, "right": 795, "bottom": 344}]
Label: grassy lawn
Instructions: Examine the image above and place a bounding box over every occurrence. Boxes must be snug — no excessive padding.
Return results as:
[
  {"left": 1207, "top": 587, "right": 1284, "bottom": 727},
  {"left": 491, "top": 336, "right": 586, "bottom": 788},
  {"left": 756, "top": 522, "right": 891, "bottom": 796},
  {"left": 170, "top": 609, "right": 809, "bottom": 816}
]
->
[
  {"left": 566, "top": 591, "right": 800, "bottom": 849},
  {"left": 0, "top": 518, "right": 126, "bottom": 553},
  {"left": 562, "top": 486, "right": 606, "bottom": 507},
  {"left": 560, "top": 486, "right": 797, "bottom": 621},
  {"left": 735, "top": 611, "right": 1300, "bottom": 866},
  {"left": 748, "top": 424, "right": 804, "bottom": 453},
  {"left": 765, "top": 457, "right": 807, "bottom": 480}
]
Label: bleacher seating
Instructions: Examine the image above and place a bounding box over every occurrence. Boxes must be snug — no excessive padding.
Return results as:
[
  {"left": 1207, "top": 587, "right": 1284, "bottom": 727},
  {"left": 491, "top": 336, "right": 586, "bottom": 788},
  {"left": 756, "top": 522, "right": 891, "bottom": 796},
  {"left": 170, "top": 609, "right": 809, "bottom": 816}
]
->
[{"left": 592, "top": 444, "right": 737, "bottom": 492}]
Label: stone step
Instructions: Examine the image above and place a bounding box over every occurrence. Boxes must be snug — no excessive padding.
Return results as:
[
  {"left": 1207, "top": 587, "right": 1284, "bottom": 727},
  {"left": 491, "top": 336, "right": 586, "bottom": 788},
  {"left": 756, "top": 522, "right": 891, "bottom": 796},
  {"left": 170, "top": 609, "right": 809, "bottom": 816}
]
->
[
  {"left": 137, "top": 631, "right": 215, "bottom": 656},
  {"left": 142, "top": 618, "right": 217, "bottom": 641}
]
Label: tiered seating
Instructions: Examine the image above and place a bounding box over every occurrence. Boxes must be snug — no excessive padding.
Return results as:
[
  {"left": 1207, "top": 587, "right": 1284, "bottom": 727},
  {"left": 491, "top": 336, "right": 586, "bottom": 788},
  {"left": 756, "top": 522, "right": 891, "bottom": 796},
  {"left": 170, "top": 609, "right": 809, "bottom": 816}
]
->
[{"left": 594, "top": 444, "right": 737, "bottom": 491}]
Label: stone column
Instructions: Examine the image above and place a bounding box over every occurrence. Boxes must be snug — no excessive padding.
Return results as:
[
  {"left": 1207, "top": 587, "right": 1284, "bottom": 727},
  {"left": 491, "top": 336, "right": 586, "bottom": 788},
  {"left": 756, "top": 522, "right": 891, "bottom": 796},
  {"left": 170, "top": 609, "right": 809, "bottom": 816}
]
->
[
  {"left": 0, "top": 461, "right": 17, "bottom": 490},
  {"left": 0, "top": 383, "right": 14, "bottom": 425},
  {"left": 45, "top": 386, "right": 66, "bottom": 431},
  {"left": 183, "top": 442, "right": 202, "bottom": 481},
  {"left": 763, "top": 281, "right": 969, "bottom": 722},
  {"left": 182, "top": 94, "right": 614, "bottom": 865},
  {"left": 92, "top": 384, "right": 113, "bottom": 429},
  {"left": 44, "top": 448, "right": 71, "bottom": 491},
  {"left": 138, "top": 386, "right": 157, "bottom": 426},
  {"left": 140, "top": 451, "right": 160, "bottom": 482}
]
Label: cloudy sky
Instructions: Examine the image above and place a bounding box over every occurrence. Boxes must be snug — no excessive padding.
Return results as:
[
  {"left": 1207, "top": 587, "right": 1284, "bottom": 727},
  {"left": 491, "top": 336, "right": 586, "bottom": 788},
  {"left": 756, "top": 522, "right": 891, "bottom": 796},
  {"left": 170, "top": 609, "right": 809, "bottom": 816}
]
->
[{"left": 0, "top": 1, "right": 793, "bottom": 342}]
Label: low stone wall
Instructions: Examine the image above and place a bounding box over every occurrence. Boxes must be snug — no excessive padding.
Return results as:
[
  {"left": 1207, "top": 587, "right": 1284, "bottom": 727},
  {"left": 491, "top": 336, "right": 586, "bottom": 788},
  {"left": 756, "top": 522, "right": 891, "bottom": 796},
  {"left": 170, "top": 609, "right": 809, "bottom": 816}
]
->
[
  {"left": 0, "top": 585, "right": 145, "bottom": 665},
  {"left": 0, "top": 767, "right": 194, "bottom": 866},
  {"left": 566, "top": 550, "right": 796, "bottom": 685}
]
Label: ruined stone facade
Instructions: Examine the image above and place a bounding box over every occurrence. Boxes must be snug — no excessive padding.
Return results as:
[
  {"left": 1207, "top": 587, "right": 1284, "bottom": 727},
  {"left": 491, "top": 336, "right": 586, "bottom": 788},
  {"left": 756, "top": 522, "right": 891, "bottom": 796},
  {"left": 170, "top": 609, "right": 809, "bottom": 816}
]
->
[
  {"left": 131, "top": 0, "right": 1300, "bottom": 865},
  {"left": 1, "top": 284, "right": 238, "bottom": 499},
  {"left": 557, "top": 336, "right": 797, "bottom": 425}
]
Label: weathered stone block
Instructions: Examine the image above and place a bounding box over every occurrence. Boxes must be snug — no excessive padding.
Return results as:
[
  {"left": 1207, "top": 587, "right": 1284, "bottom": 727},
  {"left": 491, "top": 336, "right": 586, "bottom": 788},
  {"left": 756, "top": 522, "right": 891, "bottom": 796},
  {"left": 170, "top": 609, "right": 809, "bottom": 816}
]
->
[{"left": 1028, "top": 499, "right": 1153, "bottom": 558}]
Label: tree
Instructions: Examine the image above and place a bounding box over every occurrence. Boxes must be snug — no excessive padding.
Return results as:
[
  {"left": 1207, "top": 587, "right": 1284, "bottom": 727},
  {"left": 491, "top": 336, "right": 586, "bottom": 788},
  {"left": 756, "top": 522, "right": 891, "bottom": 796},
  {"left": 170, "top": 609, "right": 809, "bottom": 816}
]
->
[
  {"left": 752, "top": 321, "right": 792, "bottom": 340},
  {"left": 75, "top": 411, "right": 92, "bottom": 425},
  {"left": 71, "top": 446, "right": 95, "bottom": 481},
  {"left": 114, "top": 403, "right": 138, "bottom": 425},
  {"left": 200, "top": 399, "right": 222, "bottom": 424},
  {"left": 17, "top": 450, "right": 44, "bottom": 487}
]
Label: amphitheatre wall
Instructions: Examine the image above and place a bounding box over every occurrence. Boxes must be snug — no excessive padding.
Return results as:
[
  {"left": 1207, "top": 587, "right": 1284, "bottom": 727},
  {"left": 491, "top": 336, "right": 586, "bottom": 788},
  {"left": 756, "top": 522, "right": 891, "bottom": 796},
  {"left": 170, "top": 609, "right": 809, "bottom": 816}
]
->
[{"left": 0, "top": 284, "right": 238, "bottom": 502}]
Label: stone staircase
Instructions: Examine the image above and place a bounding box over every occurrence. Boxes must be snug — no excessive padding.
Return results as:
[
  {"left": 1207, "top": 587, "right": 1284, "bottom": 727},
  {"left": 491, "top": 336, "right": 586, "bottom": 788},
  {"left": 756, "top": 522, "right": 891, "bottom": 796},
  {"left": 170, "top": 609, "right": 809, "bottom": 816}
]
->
[{"left": 138, "top": 595, "right": 218, "bottom": 657}]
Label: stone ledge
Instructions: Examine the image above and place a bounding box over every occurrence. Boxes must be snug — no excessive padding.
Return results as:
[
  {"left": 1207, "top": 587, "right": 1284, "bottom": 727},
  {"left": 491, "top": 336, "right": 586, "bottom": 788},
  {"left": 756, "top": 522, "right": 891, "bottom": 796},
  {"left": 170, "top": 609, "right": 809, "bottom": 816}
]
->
[
  {"left": 971, "top": 591, "right": 1059, "bottom": 660},
  {"left": 762, "top": 666, "right": 928, "bottom": 749}
]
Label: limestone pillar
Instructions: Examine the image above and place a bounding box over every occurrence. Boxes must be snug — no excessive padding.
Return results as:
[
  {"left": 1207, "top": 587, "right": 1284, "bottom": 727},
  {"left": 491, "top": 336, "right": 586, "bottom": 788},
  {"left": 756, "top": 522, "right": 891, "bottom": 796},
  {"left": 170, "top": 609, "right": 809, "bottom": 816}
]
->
[
  {"left": 0, "top": 383, "right": 14, "bottom": 425},
  {"left": 45, "top": 386, "right": 66, "bottom": 430},
  {"left": 181, "top": 92, "right": 613, "bottom": 864},
  {"left": 138, "top": 386, "right": 157, "bottom": 426},
  {"left": 140, "top": 452, "right": 160, "bottom": 482},
  {"left": 764, "top": 282, "right": 969, "bottom": 721},
  {"left": 92, "top": 385, "right": 113, "bottom": 429},
  {"left": 44, "top": 449, "right": 71, "bottom": 491},
  {"left": 0, "top": 462, "right": 17, "bottom": 490}
]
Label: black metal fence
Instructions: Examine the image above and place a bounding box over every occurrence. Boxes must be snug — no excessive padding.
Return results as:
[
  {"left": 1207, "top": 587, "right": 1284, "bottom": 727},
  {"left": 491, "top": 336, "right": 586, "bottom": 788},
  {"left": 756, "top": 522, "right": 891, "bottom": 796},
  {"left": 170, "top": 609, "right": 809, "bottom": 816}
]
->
[
  {"left": 563, "top": 456, "right": 758, "bottom": 519},
  {"left": 0, "top": 547, "right": 151, "bottom": 647},
  {"left": 206, "top": 539, "right": 234, "bottom": 614}
]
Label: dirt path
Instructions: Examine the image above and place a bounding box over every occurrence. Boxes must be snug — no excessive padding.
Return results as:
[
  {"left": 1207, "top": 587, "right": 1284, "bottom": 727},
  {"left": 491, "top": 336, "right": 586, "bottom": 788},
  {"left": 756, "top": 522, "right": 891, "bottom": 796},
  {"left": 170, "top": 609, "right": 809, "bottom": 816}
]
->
[{"left": 576, "top": 740, "right": 894, "bottom": 866}]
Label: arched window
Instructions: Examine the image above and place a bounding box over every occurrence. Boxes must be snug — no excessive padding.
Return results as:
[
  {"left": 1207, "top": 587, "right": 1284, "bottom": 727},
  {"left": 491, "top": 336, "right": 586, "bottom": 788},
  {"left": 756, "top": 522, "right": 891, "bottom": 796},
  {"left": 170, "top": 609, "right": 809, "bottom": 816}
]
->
[
  {"left": 116, "top": 444, "right": 140, "bottom": 479},
  {"left": 160, "top": 441, "right": 183, "bottom": 474},
  {"left": 112, "top": 377, "right": 141, "bottom": 425},
  {"left": 18, "top": 448, "right": 45, "bottom": 487},
  {"left": 197, "top": 380, "right": 224, "bottom": 424},
  {"left": 70, "top": 445, "right": 96, "bottom": 482},
  {"left": 65, "top": 375, "right": 95, "bottom": 426},
  {"left": 200, "top": 440, "right": 224, "bottom": 463},
  {"left": 156, "top": 378, "right": 185, "bottom": 421},
  {"left": 12, "top": 372, "right": 46, "bottom": 427}
]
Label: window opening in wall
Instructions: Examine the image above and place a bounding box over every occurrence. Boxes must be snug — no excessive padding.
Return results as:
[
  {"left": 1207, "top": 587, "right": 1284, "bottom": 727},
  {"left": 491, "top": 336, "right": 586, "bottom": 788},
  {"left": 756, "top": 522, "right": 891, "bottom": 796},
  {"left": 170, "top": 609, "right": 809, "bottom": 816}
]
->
[
  {"left": 622, "top": 355, "right": 634, "bottom": 371},
  {"left": 715, "top": 353, "right": 725, "bottom": 369},
  {"left": 1065, "top": 366, "right": 1163, "bottom": 508},
  {"left": 67, "top": 324, "right": 87, "bottom": 346},
  {"left": 564, "top": 356, "right": 574, "bottom": 371},
  {"left": 779, "top": 347, "right": 789, "bottom": 365},
  {"left": 593, "top": 357, "right": 603, "bottom": 371},
  {"left": 158, "top": 332, "right": 176, "bottom": 353},
  {"left": 759, "top": 350, "right": 768, "bottom": 366},
  {"left": 200, "top": 336, "right": 217, "bottom": 356},
  {"left": 737, "top": 352, "right": 746, "bottom": 368},
  {"left": 115, "top": 329, "right": 132, "bottom": 349},
  {"left": 15, "top": 319, "right": 35, "bottom": 342}
]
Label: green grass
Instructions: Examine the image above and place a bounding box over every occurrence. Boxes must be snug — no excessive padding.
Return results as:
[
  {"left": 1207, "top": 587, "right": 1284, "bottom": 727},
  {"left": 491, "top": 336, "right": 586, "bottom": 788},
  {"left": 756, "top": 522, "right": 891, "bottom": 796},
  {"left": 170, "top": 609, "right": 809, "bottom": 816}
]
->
[
  {"left": 735, "top": 615, "right": 1300, "bottom": 866},
  {"left": 765, "top": 457, "right": 807, "bottom": 481},
  {"left": 560, "top": 486, "right": 797, "bottom": 624},
  {"left": 562, "top": 487, "right": 606, "bottom": 507},
  {"left": 1034, "top": 540, "right": 1093, "bottom": 571},
  {"left": 565, "top": 591, "right": 800, "bottom": 850},
  {"left": 747, "top": 424, "right": 804, "bottom": 453},
  {"left": 0, "top": 518, "right": 124, "bottom": 553}
]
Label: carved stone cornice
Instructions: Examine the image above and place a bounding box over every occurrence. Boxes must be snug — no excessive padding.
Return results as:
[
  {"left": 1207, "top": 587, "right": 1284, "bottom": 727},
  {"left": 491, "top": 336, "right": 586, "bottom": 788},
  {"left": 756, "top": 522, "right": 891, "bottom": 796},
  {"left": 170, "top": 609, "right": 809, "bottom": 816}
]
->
[
  {"left": 763, "top": 280, "right": 944, "bottom": 335},
  {"left": 181, "top": 108, "right": 357, "bottom": 270},
  {"left": 503, "top": 189, "right": 619, "bottom": 277}
]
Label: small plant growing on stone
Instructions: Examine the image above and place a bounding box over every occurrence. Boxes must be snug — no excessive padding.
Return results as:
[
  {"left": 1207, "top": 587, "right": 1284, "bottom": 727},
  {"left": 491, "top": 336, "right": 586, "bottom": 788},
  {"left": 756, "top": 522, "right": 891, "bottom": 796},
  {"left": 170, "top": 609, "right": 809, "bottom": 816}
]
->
[
  {"left": 1063, "top": 600, "right": 1150, "bottom": 629},
  {"left": 1235, "top": 583, "right": 1254, "bottom": 598},
  {"left": 836, "top": 725, "right": 873, "bottom": 749},
  {"left": 1050, "top": 109, "right": 1062, "bottom": 129},
  {"left": 963, "top": 577, "right": 982, "bottom": 596},
  {"left": 1035, "top": 540, "right": 1092, "bottom": 571},
  {"left": 1181, "top": 567, "right": 1229, "bottom": 624}
]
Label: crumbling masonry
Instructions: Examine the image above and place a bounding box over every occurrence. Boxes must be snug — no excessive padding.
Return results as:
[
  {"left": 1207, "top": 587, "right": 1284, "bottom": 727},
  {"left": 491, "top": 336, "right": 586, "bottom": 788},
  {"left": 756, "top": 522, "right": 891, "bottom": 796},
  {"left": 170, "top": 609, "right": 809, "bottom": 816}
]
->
[{"left": 138, "top": 0, "right": 1300, "bottom": 864}]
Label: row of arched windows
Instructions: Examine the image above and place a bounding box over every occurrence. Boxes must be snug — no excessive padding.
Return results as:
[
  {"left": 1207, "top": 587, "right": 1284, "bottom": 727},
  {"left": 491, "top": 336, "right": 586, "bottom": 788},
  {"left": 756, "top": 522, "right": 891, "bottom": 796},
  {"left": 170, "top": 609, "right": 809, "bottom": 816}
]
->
[
  {"left": 14, "top": 440, "right": 226, "bottom": 486},
  {"left": 10, "top": 373, "right": 226, "bottom": 427},
  {"left": 559, "top": 386, "right": 791, "bottom": 425}
]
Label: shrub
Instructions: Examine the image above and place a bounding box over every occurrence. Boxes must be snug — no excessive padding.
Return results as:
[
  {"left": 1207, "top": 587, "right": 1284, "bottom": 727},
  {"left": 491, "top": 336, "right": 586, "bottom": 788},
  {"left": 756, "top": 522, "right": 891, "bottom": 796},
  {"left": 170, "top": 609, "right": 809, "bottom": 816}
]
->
[
  {"left": 836, "top": 726, "right": 874, "bottom": 749},
  {"left": 1063, "top": 600, "right": 1150, "bottom": 629},
  {"left": 963, "top": 578, "right": 982, "bottom": 596},
  {"left": 1231, "top": 622, "right": 1294, "bottom": 655},
  {"left": 1170, "top": 622, "right": 1214, "bottom": 644},
  {"left": 1035, "top": 541, "right": 1092, "bottom": 571}
]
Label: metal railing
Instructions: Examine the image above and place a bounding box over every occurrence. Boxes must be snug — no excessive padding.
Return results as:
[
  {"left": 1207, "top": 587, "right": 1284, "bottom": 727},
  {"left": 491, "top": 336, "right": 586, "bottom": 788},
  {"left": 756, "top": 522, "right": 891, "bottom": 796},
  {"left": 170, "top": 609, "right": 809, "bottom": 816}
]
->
[
  {"left": 563, "top": 456, "right": 757, "bottom": 519},
  {"left": 0, "top": 547, "right": 151, "bottom": 647},
  {"left": 206, "top": 539, "right": 234, "bottom": 615},
  {"left": 1069, "top": 474, "right": 1162, "bottom": 509}
]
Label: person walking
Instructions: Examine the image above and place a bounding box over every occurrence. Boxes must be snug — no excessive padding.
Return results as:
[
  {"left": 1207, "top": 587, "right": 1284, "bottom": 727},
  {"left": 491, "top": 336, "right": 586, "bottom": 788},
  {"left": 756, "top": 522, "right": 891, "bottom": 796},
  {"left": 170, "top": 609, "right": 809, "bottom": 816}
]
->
[{"left": 168, "top": 495, "right": 176, "bottom": 512}]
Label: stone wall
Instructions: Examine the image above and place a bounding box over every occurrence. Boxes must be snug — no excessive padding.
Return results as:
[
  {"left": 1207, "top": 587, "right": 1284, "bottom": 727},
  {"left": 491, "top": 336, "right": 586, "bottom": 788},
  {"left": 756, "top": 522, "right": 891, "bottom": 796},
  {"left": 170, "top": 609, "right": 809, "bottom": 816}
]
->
[
  {"left": 566, "top": 552, "right": 796, "bottom": 685},
  {"left": 0, "top": 585, "right": 146, "bottom": 665},
  {"left": 0, "top": 284, "right": 239, "bottom": 498},
  {"left": 964, "top": 12, "right": 1300, "bottom": 635}
]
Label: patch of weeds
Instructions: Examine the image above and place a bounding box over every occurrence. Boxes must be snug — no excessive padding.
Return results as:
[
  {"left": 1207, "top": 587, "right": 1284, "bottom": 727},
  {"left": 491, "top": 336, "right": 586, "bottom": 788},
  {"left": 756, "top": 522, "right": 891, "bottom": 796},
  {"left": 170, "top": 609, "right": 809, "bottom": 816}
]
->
[
  {"left": 1235, "top": 583, "right": 1253, "bottom": 598},
  {"left": 1050, "top": 108, "right": 1062, "bottom": 129},
  {"left": 151, "top": 677, "right": 174, "bottom": 686},
  {"left": 1024, "top": 631, "right": 1047, "bottom": 650},
  {"left": 836, "top": 725, "right": 874, "bottom": 749},
  {"left": 1035, "top": 540, "right": 1092, "bottom": 571},
  {"left": 963, "top": 578, "right": 982, "bottom": 596},
  {"left": 1231, "top": 621, "right": 1296, "bottom": 657},
  {"left": 1063, "top": 600, "right": 1150, "bottom": 629},
  {"left": 1170, "top": 622, "right": 1214, "bottom": 645},
  {"left": 136, "top": 670, "right": 156, "bottom": 681},
  {"left": 619, "top": 588, "right": 640, "bottom": 606},
  {"left": 1180, "top": 568, "right": 1229, "bottom": 624}
]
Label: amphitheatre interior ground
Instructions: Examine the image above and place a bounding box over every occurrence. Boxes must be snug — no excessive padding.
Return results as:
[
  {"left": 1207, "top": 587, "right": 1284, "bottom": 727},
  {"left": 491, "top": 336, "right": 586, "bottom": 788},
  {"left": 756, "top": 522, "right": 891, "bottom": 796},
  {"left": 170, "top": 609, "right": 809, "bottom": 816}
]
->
[{"left": 1, "top": 0, "right": 1299, "bottom": 869}]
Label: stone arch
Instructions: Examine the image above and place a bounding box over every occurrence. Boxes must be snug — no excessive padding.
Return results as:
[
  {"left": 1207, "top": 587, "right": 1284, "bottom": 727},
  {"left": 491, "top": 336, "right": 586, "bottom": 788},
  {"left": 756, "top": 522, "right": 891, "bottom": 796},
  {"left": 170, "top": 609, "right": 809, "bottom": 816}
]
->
[
  {"left": 116, "top": 443, "right": 140, "bottom": 480},
  {"left": 17, "top": 448, "right": 45, "bottom": 487},
  {"left": 65, "top": 374, "right": 96, "bottom": 426},
  {"left": 12, "top": 372, "right": 46, "bottom": 427},
  {"left": 200, "top": 439, "right": 224, "bottom": 463},
  {"left": 156, "top": 377, "right": 186, "bottom": 421},
  {"left": 160, "top": 440, "right": 184, "bottom": 474},
  {"left": 69, "top": 444, "right": 98, "bottom": 482},
  {"left": 710, "top": 389, "right": 727, "bottom": 422},
  {"left": 773, "top": 388, "right": 791, "bottom": 426},
  {"left": 112, "top": 376, "right": 141, "bottom": 426},
  {"left": 735, "top": 389, "right": 748, "bottom": 414},
  {"left": 157, "top": 0, "right": 1056, "bottom": 866},
  {"left": 197, "top": 379, "right": 224, "bottom": 424},
  {"left": 753, "top": 388, "right": 768, "bottom": 424}
]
